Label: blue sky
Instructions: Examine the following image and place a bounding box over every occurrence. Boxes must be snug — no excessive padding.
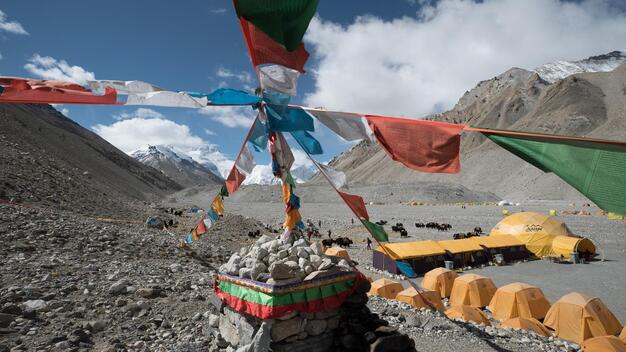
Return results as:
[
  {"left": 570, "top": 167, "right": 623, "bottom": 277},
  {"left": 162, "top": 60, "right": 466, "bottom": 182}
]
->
[{"left": 2, "top": 0, "right": 626, "bottom": 170}]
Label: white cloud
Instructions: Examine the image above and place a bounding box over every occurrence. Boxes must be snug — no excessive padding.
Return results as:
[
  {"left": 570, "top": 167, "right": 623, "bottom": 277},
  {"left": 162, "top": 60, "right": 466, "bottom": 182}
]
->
[
  {"left": 0, "top": 10, "right": 28, "bottom": 35},
  {"left": 93, "top": 117, "right": 206, "bottom": 154},
  {"left": 291, "top": 148, "right": 314, "bottom": 169},
  {"left": 210, "top": 8, "right": 228, "bottom": 14},
  {"left": 114, "top": 108, "right": 164, "bottom": 121},
  {"left": 216, "top": 67, "right": 254, "bottom": 83},
  {"left": 24, "top": 54, "right": 95, "bottom": 85},
  {"left": 304, "top": 0, "right": 626, "bottom": 117},
  {"left": 204, "top": 128, "right": 216, "bottom": 136},
  {"left": 198, "top": 106, "right": 256, "bottom": 128}
]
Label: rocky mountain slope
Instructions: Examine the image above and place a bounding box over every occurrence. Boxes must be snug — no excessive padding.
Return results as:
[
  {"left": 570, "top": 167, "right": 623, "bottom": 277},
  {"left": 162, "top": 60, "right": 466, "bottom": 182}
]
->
[
  {"left": 132, "top": 145, "right": 223, "bottom": 188},
  {"left": 0, "top": 104, "right": 182, "bottom": 215},
  {"left": 315, "top": 53, "right": 626, "bottom": 202}
]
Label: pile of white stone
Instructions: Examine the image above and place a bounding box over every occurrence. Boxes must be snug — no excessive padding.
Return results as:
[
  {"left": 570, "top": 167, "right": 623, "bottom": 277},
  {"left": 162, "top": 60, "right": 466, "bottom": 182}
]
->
[{"left": 219, "top": 234, "right": 353, "bottom": 283}]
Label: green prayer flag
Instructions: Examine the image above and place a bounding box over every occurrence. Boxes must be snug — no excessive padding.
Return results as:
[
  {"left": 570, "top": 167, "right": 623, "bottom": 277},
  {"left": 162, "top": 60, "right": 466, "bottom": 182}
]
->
[
  {"left": 285, "top": 172, "right": 296, "bottom": 188},
  {"left": 220, "top": 185, "right": 229, "bottom": 198},
  {"left": 362, "top": 219, "right": 389, "bottom": 242},
  {"left": 235, "top": 0, "right": 319, "bottom": 52},
  {"left": 484, "top": 130, "right": 626, "bottom": 215}
]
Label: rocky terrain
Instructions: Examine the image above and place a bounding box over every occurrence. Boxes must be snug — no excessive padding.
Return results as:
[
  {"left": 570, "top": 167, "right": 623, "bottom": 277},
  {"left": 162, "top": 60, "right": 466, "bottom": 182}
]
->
[{"left": 0, "top": 104, "right": 182, "bottom": 216}]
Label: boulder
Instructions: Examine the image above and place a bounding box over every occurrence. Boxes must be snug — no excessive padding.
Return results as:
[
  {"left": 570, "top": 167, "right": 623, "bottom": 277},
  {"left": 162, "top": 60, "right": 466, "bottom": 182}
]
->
[
  {"left": 271, "top": 317, "right": 303, "bottom": 342},
  {"left": 108, "top": 279, "right": 129, "bottom": 295},
  {"left": 305, "top": 319, "right": 327, "bottom": 336},
  {"left": 238, "top": 267, "right": 252, "bottom": 279},
  {"left": 251, "top": 262, "right": 268, "bottom": 281},
  {"left": 256, "top": 235, "right": 272, "bottom": 245},
  {"left": 370, "top": 334, "right": 414, "bottom": 352},
  {"left": 22, "top": 300, "right": 48, "bottom": 312},
  {"left": 269, "top": 263, "right": 294, "bottom": 280},
  {"left": 317, "top": 258, "right": 334, "bottom": 270}
]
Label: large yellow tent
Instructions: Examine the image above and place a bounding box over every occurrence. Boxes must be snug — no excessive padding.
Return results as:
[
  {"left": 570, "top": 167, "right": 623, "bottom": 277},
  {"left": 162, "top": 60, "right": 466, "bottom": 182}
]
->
[
  {"left": 445, "top": 305, "right": 491, "bottom": 326},
  {"left": 544, "top": 292, "right": 622, "bottom": 344},
  {"left": 498, "top": 317, "right": 551, "bottom": 337},
  {"left": 488, "top": 282, "right": 551, "bottom": 321},
  {"left": 620, "top": 326, "right": 626, "bottom": 343},
  {"left": 582, "top": 336, "right": 626, "bottom": 352},
  {"left": 449, "top": 274, "right": 497, "bottom": 308},
  {"left": 395, "top": 287, "right": 444, "bottom": 311},
  {"left": 325, "top": 247, "right": 351, "bottom": 261},
  {"left": 421, "top": 267, "right": 458, "bottom": 298},
  {"left": 375, "top": 240, "right": 445, "bottom": 260},
  {"left": 368, "top": 278, "right": 404, "bottom": 299}
]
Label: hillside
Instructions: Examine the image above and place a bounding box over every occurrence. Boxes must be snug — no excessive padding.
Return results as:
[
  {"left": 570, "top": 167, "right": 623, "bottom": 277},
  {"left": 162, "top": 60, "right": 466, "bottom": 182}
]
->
[
  {"left": 314, "top": 56, "right": 626, "bottom": 202},
  {"left": 0, "top": 104, "right": 182, "bottom": 215}
]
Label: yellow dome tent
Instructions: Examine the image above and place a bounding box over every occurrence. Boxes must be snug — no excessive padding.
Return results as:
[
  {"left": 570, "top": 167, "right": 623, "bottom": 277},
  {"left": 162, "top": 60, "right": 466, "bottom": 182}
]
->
[
  {"left": 449, "top": 274, "right": 497, "bottom": 308},
  {"left": 582, "top": 336, "right": 626, "bottom": 352},
  {"left": 395, "top": 287, "right": 444, "bottom": 311},
  {"left": 325, "top": 247, "right": 351, "bottom": 261},
  {"left": 544, "top": 292, "right": 622, "bottom": 344},
  {"left": 421, "top": 267, "right": 458, "bottom": 298},
  {"left": 445, "top": 305, "right": 491, "bottom": 326},
  {"left": 551, "top": 236, "right": 596, "bottom": 260},
  {"left": 488, "top": 282, "right": 551, "bottom": 321},
  {"left": 368, "top": 278, "right": 403, "bottom": 299},
  {"left": 498, "top": 317, "right": 551, "bottom": 337}
]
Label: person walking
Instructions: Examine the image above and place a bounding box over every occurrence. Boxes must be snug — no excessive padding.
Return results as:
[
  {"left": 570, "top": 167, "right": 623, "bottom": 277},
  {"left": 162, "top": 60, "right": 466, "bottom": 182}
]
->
[{"left": 366, "top": 237, "right": 372, "bottom": 250}]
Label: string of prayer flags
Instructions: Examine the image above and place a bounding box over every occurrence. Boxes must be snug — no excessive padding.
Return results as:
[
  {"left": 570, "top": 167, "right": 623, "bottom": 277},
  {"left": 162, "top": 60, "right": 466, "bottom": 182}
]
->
[
  {"left": 366, "top": 115, "right": 464, "bottom": 174},
  {"left": 305, "top": 109, "right": 371, "bottom": 141},
  {"left": 269, "top": 131, "right": 294, "bottom": 181},
  {"left": 234, "top": 0, "right": 319, "bottom": 52},
  {"left": 238, "top": 18, "right": 309, "bottom": 73},
  {"left": 0, "top": 77, "right": 118, "bottom": 105},
  {"left": 189, "top": 88, "right": 261, "bottom": 106},
  {"left": 471, "top": 126, "right": 626, "bottom": 215},
  {"left": 259, "top": 65, "right": 300, "bottom": 96},
  {"left": 88, "top": 80, "right": 162, "bottom": 94},
  {"left": 226, "top": 166, "right": 246, "bottom": 194},
  {"left": 126, "top": 91, "right": 207, "bottom": 108}
]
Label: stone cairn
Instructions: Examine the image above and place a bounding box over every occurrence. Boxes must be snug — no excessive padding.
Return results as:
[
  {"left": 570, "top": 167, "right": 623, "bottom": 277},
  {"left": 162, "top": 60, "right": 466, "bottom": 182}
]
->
[{"left": 209, "top": 234, "right": 416, "bottom": 352}]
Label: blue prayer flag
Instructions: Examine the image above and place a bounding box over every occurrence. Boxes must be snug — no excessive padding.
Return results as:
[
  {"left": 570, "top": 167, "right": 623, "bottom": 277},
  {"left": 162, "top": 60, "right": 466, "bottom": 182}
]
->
[
  {"left": 395, "top": 261, "right": 417, "bottom": 278},
  {"left": 291, "top": 130, "right": 323, "bottom": 154},
  {"left": 267, "top": 106, "right": 314, "bottom": 132},
  {"left": 189, "top": 88, "right": 261, "bottom": 106}
]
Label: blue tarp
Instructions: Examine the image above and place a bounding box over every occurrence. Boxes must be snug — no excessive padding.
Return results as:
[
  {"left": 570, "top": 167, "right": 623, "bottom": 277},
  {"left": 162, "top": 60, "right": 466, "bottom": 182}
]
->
[{"left": 189, "top": 88, "right": 261, "bottom": 106}]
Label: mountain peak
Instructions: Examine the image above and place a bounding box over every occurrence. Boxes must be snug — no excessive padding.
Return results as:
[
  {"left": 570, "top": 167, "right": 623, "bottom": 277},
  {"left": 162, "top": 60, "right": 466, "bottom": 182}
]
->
[{"left": 533, "top": 50, "right": 626, "bottom": 83}]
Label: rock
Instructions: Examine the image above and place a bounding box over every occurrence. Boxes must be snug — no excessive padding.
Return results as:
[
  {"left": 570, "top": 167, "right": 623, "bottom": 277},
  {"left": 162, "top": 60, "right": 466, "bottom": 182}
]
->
[
  {"left": 310, "top": 242, "right": 324, "bottom": 255},
  {"left": 277, "top": 311, "right": 298, "bottom": 321},
  {"left": 219, "top": 314, "right": 240, "bottom": 347},
  {"left": 340, "top": 334, "right": 363, "bottom": 352},
  {"left": 314, "top": 310, "right": 337, "bottom": 320},
  {"left": 370, "top": 334, "right": 413, "bottom": 352},
  {"left": 22, "top": 300, "right": 48, "bottom": 312},
  {"left": 271, "top": 317, "right": 303, "bottom": 342},
  {"left": 169, "top": 263, "right": 182, "bottom": 272},
  {"left": 0, "top": 314, "right": 16, "bottom": 328},
  {"left": 251, "top": 262, "right": 268, "bottom": 281},
  {"left": 256, "top": 235, "right": 272, "bottom": 245},
  {"left": 277, "top": 250, "right": 288, "bottom": 259},
  {"left": 209, "top": 314, "right": 219, "bottom": 328},
  {"left": 296, "top": 248, "right": 310, "bottom": 259},
  {"left": 224, "top": 308, "right": 256, "bottom": 346},
  {"left": 238, "top": 267, "right": 252, "bottom": 279},
  {"left": 108, "top": 279, "right": 129, "bottom": 295},
  {"left": 309, "top": 255, "right": 322, "bottom": 268},
  {"left": 269, "top": 263, "right": 294, "bottom": 280},
  {"left": 88, "top": 320, "right": 107, "bottom": 333},
  {"left": 136, "top": 288, "right": 158, "bottom": 298},
  {"left": 293, "top": 238, "right": 308, "bottom": 248},
  {"left": 305, "top": 319, "right": 327, "bottom": 336},
  {"left": 327, "top": 316, "right": 340, "bottom": 330},
  {"left": 317, "top": 258, "right": 334, "bottom": 270},
  {"left": 254, "top": 247, "right": 269, "bottom": 260},
  {"left": 374, "top": 325, "right": 398, "bottom": 336}
]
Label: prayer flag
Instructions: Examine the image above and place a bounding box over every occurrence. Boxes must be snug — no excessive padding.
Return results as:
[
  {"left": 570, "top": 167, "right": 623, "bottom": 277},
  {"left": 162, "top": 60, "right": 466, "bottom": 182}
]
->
[
  {"left": 338, "top": 191, "right": 369, "bottom": 220},
  {"left": 267, "top": 106, "right": 314, "bottom": 132},
  {"left": 88, "top": 80, "right": 162, "bottom": 94},
  {"left": 479, "top": 128, "right": 626, "bottom": 215},
  {"left": 191, "top": 228, "right": 199, "bottom": 241},
  {"left": 207, "top": 208, "right": 220, "bottom": 222},
  {"left": 269, "top": 132, "right": 294, "bottom": 180},
  {"left": 366, "top": 115, "right": 463, "bottom": 173},
  {"left": 236, "top": 145, "right": 256, "bottom": 175},
  {"left": 211, "top": 195, "right": 225, "bottom": 215},
  {"left": 126, "top": 91, "right": 207, "bottom": 108},
  {"left": 0, "top": 77, "right": 117, "bottom": 105},
  {"left": 318, "top": 163, "right": 347, "bottom": 189},
  {"left": 226, "top": 167, "right": 246, "bottom": 194},
  {"left": 202, "top": 217, "right": 213, "bottom": 230},
  {"left": 291, "top": 130, "right": 323, "bottom": 155},
  {"left": 239, "top": 19, "right": 309, "bottom": 73},
  {"left": 283, "top": 208, "right": 302, "bottom": 230},
  {"left": 196, "top": 217, "right": 207, "bottom": 235},
  {"left": 235, "top": 0, "right": 319, "bottom": 52},
  {"left": 285, "top": 172, "right": 296, "bottom": 188},
  {"left": 259, "top": 64, "right": 299, "bottom": 96},
  {"left": 306, "top": 109, "right": 370, "bottom": 141},
  {"left": 395, "top": 261, "right": 417, "bottom": 278},
  {"left": 190, "top": 88, "right": 261, "bottom": 106},
  {"left": 185, "top": 233, "right": 194, "bottom": 245},
  {"left": 220, "top": 185, "right": 229, "bottom": 198},
  {"left": 361, "top": 219, "right": 389, "bottom": 242},
  {"left": 249, "top": 114, "right": 269, "bottom": 152}
]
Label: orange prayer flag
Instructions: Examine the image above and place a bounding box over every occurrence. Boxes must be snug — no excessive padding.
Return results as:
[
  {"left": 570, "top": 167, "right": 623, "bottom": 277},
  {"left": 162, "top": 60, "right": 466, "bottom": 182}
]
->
[{"left": 226, "top": 167, "right": 246, "bottom": 194}]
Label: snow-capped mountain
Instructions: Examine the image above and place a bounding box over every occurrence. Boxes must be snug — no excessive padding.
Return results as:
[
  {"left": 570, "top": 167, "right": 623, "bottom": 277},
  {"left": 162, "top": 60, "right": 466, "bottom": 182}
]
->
[
  {"left": 241, "top": 163, "right": 317, "bottom": 185},
  {"left": 534, "top": 50, "right": 626, "bottom": 83},
  {"left": 131, "top": 145, "right": 223, "bottom": 187},
  {"left": 185, "top": 144, "right": 234, "bottom": 179}
]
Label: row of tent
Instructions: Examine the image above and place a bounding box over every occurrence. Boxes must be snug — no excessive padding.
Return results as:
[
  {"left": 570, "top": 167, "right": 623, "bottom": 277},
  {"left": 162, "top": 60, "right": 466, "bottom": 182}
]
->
[
  {"left": 374, "top": 212, "right": 597, "bottom": 276},
  {"left": 368, "top": 268, "right": 624, "bottom": 349}
]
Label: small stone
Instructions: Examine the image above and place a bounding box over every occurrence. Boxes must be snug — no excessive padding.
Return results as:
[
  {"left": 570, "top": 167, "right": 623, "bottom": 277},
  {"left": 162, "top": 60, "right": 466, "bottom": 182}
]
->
[
  {"left": 209, "top": 314, "right": 219, "bottom": 328},
  {"left": 305, "top": 319, "right": 327, "bottom": 336},
  {"left": 271, "top": 317, "right": 303, "bottom": 342},
  {"left": 136, "top": 288, "right": 158, "bottom": 298},
  {"left": 269, "top": 263, "right": 295, "bottom": 280},
  {"left": 108, "top": 279, "right": 129, "bottom": 295},
  {"left": 88, "top": 320, "right": 107, "bottom": 333},
  {"left": 22, "top": 300, "right": 48, "bottom": 312}
]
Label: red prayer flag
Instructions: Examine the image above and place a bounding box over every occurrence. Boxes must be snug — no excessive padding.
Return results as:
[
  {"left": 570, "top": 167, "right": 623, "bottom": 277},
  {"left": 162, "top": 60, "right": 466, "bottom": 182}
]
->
[
  {"left": 239, "top": 18, "right": 309, "bottom": 73},
  {"left": 196, "top": 217, "right": 207, "bottom": 235},
  {"left": 338, "top": 191, "right": 369, "bottom": 221},
  {"left": 0, "top": 77, "right": 117, "bottom": 105},
  {"left": 366, "top": 115, "right": 464, "bottom": 173},
  {"left": 226, "top": 167, "right": 246, "bottom": 194}
]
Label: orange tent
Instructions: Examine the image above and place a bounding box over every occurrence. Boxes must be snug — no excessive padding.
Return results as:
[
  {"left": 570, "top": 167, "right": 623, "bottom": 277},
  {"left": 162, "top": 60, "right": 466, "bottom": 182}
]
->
[
  {"left": 368, "top": 278, "right": 403, "bottom": 299},
  {"left": 421, "top": 267, "right": 458, "bottom": 298},
  {"left": 449, "top": 274, "right": 497, "bottom": 308},
  {"left": 445, "top": 305, "right": 491, "bottom": 326},
  {"left": 325, "top": 247, "right": 351, "bottom": 260},
  {"left": 620, "top": 326, "right": 626, "bottom": 343},
  {"left": 544, "top": 292, "right": 622, "bottom": 344},
  {"left": 488, "top": 282, "right": 551, "bottom": 321},
  {"left": 498, "top": 317, "right": 551, "bottom": 337},
  {"left": 582, "top": 336, "right": 626, "bottom": 352},
  {"left": 395, "top": 287, "right": 444, "bottom": 311}
]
